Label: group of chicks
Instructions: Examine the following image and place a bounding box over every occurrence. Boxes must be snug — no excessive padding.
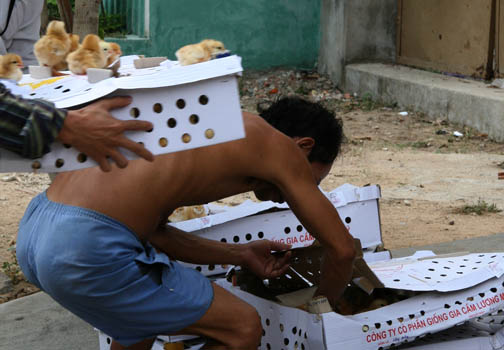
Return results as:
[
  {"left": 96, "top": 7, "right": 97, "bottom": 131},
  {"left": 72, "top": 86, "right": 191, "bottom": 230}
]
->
[
  {"left": 35, "top": 20, "right": 121, "bottom": 75},
  {"left": 0, "top": 18, "right": 229, "bottom": 82}
]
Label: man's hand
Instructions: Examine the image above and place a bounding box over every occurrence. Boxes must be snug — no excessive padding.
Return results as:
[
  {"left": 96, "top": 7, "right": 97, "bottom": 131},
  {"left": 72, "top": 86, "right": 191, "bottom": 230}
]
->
[
  {"left": 57, "top": 96, "right": 154, "bottom": 172},
  {"left": 240, "top": 240, "right": 292, "bottom": 279},
  {"left": 315, "top": 251, "right": 354, "bottom": 308}
]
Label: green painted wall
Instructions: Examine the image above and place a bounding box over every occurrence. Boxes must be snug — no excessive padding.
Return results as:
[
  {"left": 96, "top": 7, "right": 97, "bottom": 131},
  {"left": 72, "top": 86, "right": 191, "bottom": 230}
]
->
[{"left": 106, "top": 0, "right": 321, "bottom": 69}]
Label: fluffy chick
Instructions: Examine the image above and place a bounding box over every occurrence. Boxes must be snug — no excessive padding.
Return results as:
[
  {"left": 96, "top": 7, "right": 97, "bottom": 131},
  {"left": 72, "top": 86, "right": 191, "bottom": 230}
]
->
[
  {"left": 67, "top": 34, "right": 107, "bottom": 75},
  {"left": 99, "top": 41, "right": 122, "bottom": 66},
  {"left": 0, "top": 54, "right": 23, "bottom": 81},
  {"left": 175, "top": 39, "right": 227, "bottom": 66},
  {"left": 34, "top": 21, "right": 72, "bottom": 70},
  {"left": 53, "top": 33, "right": 80, "bottom": 71}
]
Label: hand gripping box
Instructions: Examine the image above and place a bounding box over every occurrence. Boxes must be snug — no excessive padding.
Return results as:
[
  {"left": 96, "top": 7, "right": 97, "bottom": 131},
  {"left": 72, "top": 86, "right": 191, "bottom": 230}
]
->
[
  {"left": 215, "top": 251, "right": 504, "bottom": 350},
  {"left": 168, "top": 184, "right": 387, "bottom": 276},
  {"left": 0, "top": 55, "right": 244, "bottom": 173}
]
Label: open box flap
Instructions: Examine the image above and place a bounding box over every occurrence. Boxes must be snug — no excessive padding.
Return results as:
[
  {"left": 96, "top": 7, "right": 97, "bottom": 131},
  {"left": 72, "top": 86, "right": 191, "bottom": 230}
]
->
[{"left": 169, "top": 184, "right": 381, "bottom": 232}]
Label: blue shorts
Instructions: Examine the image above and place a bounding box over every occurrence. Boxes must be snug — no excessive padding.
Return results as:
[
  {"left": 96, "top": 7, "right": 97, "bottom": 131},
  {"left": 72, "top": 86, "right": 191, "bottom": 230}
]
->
[{"left": 16, "top": 192, "right": 214, "bottom": 346}]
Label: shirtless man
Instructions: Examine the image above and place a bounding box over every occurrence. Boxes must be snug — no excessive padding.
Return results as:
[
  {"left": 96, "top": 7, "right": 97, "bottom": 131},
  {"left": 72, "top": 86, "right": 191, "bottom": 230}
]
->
[{"left": 16, "top": 97, "right": 355, "bottom": 350}]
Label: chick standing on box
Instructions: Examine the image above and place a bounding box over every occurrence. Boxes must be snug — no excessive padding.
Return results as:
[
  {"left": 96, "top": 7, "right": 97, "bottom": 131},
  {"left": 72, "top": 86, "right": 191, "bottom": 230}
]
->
[{"left": 16, "top": 97, "right": 356, "bottom": 350}]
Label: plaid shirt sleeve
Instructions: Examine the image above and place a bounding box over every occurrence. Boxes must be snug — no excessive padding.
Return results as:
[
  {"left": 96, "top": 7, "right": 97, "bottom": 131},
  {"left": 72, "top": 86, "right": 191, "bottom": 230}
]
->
[{"left": 0, "top": 83, "right": 67, "bottom": 159}]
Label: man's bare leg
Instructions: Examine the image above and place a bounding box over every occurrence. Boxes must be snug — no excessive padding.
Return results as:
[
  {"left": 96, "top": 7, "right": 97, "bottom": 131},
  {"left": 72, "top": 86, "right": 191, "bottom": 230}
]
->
[
  {"left": 110, "top": 283, "right": 261, "bottom": 350},
  {"left": 172, "top": 283, "right": 262, "bottom": 350}
]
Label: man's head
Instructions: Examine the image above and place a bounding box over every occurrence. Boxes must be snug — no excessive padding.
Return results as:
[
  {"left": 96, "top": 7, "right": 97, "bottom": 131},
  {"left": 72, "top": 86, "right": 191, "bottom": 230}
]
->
[
  {"left": 260, "top": 96, "right": 343, "bottom": 166},
  {"left": 255, "top": 97, "right": 344, "bottom": 201}
]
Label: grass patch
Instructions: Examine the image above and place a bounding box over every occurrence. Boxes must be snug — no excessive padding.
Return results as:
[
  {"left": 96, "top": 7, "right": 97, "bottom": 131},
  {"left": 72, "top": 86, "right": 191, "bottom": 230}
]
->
[{"left": 455, "top": 199, "right": 502, "bottom": 216}]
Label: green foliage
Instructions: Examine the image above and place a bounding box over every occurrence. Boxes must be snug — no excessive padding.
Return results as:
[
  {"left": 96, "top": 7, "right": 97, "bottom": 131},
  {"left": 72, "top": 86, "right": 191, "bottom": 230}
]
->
[
  {"left": 98, "top": 13, "right": 127, "bottom": 39},
  {"left": 1, "top": 246, "right": 23, "bottom": 285},
  {"left": 456, "top": 199, "right": 502, "bottom": 216}
]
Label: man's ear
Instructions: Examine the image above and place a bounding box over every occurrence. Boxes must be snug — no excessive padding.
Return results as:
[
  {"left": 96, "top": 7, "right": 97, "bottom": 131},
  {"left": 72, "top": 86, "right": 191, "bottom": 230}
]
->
[{"left": 294, "top": 137, "right": 315, "bottom": 156}]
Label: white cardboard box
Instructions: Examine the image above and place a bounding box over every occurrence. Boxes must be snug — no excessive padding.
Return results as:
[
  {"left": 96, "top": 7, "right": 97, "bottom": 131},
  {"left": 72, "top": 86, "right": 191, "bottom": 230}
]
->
[
  {"left": 169, "top": 184, "right": 385, "bottom": 276},
  {"left": 0, "top": 55, "right": 244, "bottom": 173},
  {"left": 217, "top": 250, "right": 504, "bottom": 350}
]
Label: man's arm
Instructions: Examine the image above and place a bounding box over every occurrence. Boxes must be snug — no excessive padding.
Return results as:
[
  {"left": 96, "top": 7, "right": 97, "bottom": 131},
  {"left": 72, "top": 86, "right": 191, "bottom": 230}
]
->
[
  {"left": 0, "top": 83, "right": 154, "bottom": 171},
  {"left": 148, "top": 225, "right": 292, "bottom": 279}
]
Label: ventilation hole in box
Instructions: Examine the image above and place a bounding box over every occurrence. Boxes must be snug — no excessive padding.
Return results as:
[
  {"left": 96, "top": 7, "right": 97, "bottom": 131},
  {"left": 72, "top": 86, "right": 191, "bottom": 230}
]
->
[
  {"left": 146, "top": 127, "right": 153, "bottom": 133},
  {"left": 480, "top": 293, "right": 486, "bottom": 298},
  {"left": 176, "top": 99, "right": 186, "bottom": 109},
  {"left": 409, "top": 314, "right": 415, "bottom": 319},
  {"left": 205, "top": 128, "right": 215, "bottom": 139},
  {"left": 294, "top": 341, "right": 298, "bottom": 350},
  {"left": 444, "top": 266, "right": 451, "bottom": 270},
  {"left": 208, "top": 265, "right": 215, "bottom": 271},
  {"left": 130, "top": 107, "right": 140, "bottom": 118},
  {"left": 153, "top": 103, "right": 163, "bottom": 113},
  {"left": 54, "top": 85, "right": 63, "bottom": 89},
  {"left": 455, "top": 301, "right": 462, "bottom": 305},
  {"left": 284, "top": 227, "right": 291, "bottom": 234},
  {"left": 32, "top": 161, "right": 42, "bottom": 170},
  {"left": 460, "top": 265, "right": 466, "bottom": 268},
  {"left": 448, "top": 260, "right": 454, "bottom": 263},
  {"left": 432, "top": 261, "right": 439, "bottom": 264},
  {"left": 479, "top": 254, "right": 485, "bottom": 257},
  {"left": 393, "top": 279, "right": 400, "bottom": 282},
  {"left": 199, "top": 95, "right": 209, "bottom": 105},
  {"left": 301, "top": 344, "right": 305, "bottom": 350},
  {"left": 345, "top": 217, "right": 351, "bottom": 224},
  {"left": 306, "top": 258, "right": 312, "bottom": 264},
  {"left": 476, "top": 261, "right": 482, "bottom": 264},
  {"left": 467, "top": 296, "right": 474, "bottom": 301},
  {"left": 473, "top": 267, "right": 478, "bottom": 270},
  {"left": 159, "top": 137, "right": 168, "bottom": 147},
  {"left": 420, "top": 311, "right": 425, "bottom": 316},
  {"left": 292, "top": 327, "right": 297, "bottom": 335},
  {"left": 293, "top": 256, "right": 300, "bottom": 263},
  {"left": 444, "top": 304, "right": 451, "bottom": 309},
  {"left": 280, "top": 324, "right": 284, "bottom": 332},
  {"left": 362, "top": 325, "right": 369, "bottom": 332},
  {"left": 398, "top": 317, "right": 404, "bottom": 323},
  {"left": 63, "top": 143, "right": 71, "bottom": 148},
  {"left": 182, "top": 133, "right": 191, "bottom": 143},
  {"left": 266, "top": 318, "right": 270, "bottom": 326},
  {"left": 440, "top": 274, "right": 447, "bottom": 277},
  {"left": 258, "top": 231, "right": 264, "bottom": 238},
  {"left": 233, "top": 236, "right": 240, "bottom": 243},
  {"left": 262, "top": 329, "right": 265, "bottom": 337},
  {"left": 245, "top": 233, "right": 252, "bottom": 241},
  {"left": 428, "top": 268, "right": 435, "bottom": 271},
  {"left": 189, "top": 114, "right": 199, "bottom": 124},
  {"left": 425, "top": 276, "right": 431, "bottom": 279},
  {"left": 62, "top": 89, "right": 70, "bottom": 93},
  {"left": 491, "top": 255, "right": 497, "bottom": 258},
  {"left": 296, "top": 225, "right": 303, "bottom": 232},
  {"left": 167, "top": 118, "right": 177, "bottom": 128},
  {"left": 491, "top": 288, "right": 498, "bottom": 293},
  {"left": 220, "top": 238, "right": 227, "bottom": 243},
  {"left": 77, "top": 153, "right": 87, "bottom": 163},
  {"left": 298, "top": 329, "right": 302, "bottom": 336},
  {"left": 387, "top": 320, "right": 393, "bottom": 326},
  {"left": 195, "top": 266, "right": 202, "bottom": 272},
  {"left": 55, "top": 159, "right": 65, "bottom": 168},
  {"left": 375, "top": 323, "right": 381, "bottom": 329},
  {"left": 266, "top": 343, "right": 271, "bottom": 350},
  {"left": 84, "top": 88, "right": 91, "bottom": 92},
  {"left": 464, "top": 259, "right": 469, "bottom": 261},
  {"left": 284, "top": 338, "right": 289, "bottom": 346},
  {"left": 107, "top": 337, "right": 111, "bottom": 344},
  {"left": 30, "top": 92, "right": 36, "bottom": 96},
  {"left": 304, "top": 332, "right": 307, "bottom": 339}
]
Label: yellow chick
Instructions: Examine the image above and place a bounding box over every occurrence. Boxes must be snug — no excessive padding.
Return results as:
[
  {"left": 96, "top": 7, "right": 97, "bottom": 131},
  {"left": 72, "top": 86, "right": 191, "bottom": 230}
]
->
[
  {"left": 168, "top": 205, "right": 207, "bottom": 223},
  {"left": 53, "top": 33, "right": 80, "bottom": 72},
  {"left": 99, "top": 41, "right": 122, "bottom": 67},
  {"left": 0, "top": 54, "right": 23, "bottom": 81},
  {"left": 175, "top": 39, "right": 227, "bottom": 66},
  {"left": 34, "top": 21, "right": 72, "bottom": 70},
  {"left": 66, "top": 34, "right": 107, "bottom": 75}
]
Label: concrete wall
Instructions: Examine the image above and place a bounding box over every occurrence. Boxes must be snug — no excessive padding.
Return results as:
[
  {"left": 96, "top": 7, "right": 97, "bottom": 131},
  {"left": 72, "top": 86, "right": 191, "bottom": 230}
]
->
[
  {"left": 318, "top": 0, "right": 397, "bottom": 87},
  {"left": 107, "top": 0, "right": 322, "bottom": 70}
]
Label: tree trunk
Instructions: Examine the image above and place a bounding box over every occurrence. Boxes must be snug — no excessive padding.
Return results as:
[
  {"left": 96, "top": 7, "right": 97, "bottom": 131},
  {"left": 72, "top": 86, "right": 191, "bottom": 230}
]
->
[
  {"left": 73, "top": 0, "right": 101, "bottom": 38},
  {"left": 57, "top": 0, "right": 74, "bottom": 33},
  {"left": 40, "top": 0, "right": 48, "bottom": 35}
]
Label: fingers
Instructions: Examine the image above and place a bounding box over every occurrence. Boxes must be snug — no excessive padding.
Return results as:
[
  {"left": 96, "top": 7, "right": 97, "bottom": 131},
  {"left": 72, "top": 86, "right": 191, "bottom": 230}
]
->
[
  {"left": 107, "top": 149, "right": 129, "bottom": 169},
  {"left": 121, "top": 119, "right": 154, "bottom": 132},
  {"left": 117, "top": 137, "right": 154, "bottom": 162},
  {"left": 91, "top": 153, "right": 112, "bottom": 172},
  {"left": 95, "top": 96, "right": 133, "bottom": 110},
  {"left": 269, "top": 241, "right": 292, "bottom": 252}
]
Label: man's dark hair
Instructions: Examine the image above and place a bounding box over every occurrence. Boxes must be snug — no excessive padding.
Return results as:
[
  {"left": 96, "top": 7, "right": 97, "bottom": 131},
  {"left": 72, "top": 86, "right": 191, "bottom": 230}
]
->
[{"left": 259, "top": 97, "right": 344, "bottom": 163}]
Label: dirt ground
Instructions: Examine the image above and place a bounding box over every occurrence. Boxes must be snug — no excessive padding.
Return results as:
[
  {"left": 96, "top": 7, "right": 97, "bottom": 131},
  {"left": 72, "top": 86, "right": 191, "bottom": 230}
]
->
[{"left": 1, "top": 68, "right": 504, "bottom": 303}]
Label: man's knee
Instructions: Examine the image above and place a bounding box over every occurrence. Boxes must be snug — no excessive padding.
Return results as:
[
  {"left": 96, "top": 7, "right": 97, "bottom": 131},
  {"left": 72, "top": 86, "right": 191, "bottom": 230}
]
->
[{"left": 229, "top": 305, "right": 262, "bottom": 348}]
